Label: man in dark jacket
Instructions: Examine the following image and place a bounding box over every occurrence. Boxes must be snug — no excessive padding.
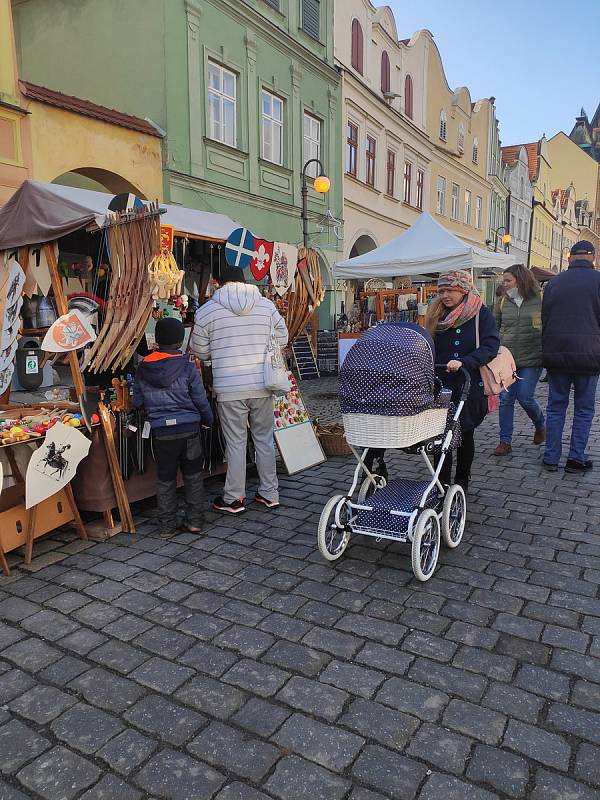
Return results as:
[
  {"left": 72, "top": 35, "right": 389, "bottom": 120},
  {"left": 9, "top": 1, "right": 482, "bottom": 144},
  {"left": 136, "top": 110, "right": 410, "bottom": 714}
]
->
[
  {"left": 542, "top": 240, "right": 600, "bottom": 473},
  {"left": 133, "top": 317, "right": 213, "bottom": 536}
]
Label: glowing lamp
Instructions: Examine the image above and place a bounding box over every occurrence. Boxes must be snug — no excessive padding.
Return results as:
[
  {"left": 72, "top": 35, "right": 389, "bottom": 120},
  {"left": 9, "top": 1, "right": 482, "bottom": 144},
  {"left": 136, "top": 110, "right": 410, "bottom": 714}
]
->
[{"left": 313, "top": 175, "right": 331, "bottom": 193}]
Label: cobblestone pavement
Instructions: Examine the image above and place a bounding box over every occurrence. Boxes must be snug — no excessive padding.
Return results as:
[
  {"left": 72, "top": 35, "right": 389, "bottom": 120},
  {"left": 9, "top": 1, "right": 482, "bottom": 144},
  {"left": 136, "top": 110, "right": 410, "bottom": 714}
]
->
[{"left": 1, "top": 377, "right": 600, "bottom": 799}]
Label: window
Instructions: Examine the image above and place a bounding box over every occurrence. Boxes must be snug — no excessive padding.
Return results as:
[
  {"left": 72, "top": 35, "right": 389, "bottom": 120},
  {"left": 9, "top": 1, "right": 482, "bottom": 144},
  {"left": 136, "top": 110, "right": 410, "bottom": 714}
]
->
[
  {"left": 436, "top": 176, "right": 446, "bottom": 214},
  {"left": 302, "top": 0, "right": 320, "bottom": 39},
  {"left": 472, "top": 137, "right": 479, "bottom": 163},
  {"left": 208, "top": 61, "right": 236, "bottom": 147},
  {"left": 451, "top": 183, "right": 460, "bottom": 220},
  {"left": 381, "top": 50, "right": 390, "bottom": 94},
  {"left": 403, "top": 161, "right": 412, "bottom": 204},
  {"left": 519, "top": 176, "right": 524, "bottom": 198},
  {"left": 386, "top": 150, "right": 396, "bottom": 196},
  {"left": 439, "top": 110, "right": 447, "bottom": 141},
  {"left": 524, "top": 220, "right": 528, "bottom": 242},
  {"left": 404, "top": 75, "right": 413, "bottom": 119},
  {"left": 346, "top": 122, "right": 358, "bottom": 177},
  {"left": 416, "top": 168, "right": 424, "bottom": 210},
  {"left": 464, "top": 189, "right": 472, "bottom": 225},
  {"left": 351, "top": 18, "right": 363, "bottom": 74},
  {"left": 261, "top": 90, "right": 283, "bottom": 165},
  {"left": 303, "top": 113, "right": 321, "bottom": 177},
  {"left": 458, "top": 123, "right": 465, "bottom": 154},
  {"left": 475, "top": 195, "right": 482, "bottom": 229},
  {"left": 517, "top": 218, "right": 522, "bottom": 241},
  {"left": 510, "top": 214, "right": 516, "bottom": 239},
  {"left": 366, "top": 135, "right": 376, "bottom": 187},
  {"left": 264, "top": 0, "right": 279, "bottom": 7}
]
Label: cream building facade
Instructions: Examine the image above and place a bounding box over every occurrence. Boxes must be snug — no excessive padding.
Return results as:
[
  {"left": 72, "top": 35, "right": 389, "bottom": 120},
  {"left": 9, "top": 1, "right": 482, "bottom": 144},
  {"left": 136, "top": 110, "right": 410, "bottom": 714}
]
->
[{"left": 501, "top": 145, "right": 533, "bottom": 266}]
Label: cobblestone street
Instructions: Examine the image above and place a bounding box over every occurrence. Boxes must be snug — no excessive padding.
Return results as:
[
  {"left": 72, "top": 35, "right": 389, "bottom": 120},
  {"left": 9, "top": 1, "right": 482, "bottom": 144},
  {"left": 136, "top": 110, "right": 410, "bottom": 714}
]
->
[{"left": 1, "top": 378, "right": 600, "bottom": 799}]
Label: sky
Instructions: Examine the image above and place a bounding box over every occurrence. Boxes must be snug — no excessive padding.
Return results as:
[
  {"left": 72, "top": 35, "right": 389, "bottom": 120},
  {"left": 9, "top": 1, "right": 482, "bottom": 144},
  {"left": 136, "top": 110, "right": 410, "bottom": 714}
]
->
[{"left": 387, "top": 0, "right": 600, "bottom": 146}]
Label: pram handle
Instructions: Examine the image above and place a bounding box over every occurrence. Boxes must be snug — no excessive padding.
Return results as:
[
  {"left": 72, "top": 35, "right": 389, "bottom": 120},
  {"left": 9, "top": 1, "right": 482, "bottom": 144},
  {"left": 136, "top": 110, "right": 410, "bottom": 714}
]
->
[{"left": 435, "top": 364, "right": 471, "bottom": 401}]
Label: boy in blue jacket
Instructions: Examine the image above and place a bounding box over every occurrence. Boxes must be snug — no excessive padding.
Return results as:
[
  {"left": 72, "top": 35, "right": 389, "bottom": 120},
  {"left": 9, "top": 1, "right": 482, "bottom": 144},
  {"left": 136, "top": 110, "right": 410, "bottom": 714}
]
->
[{"left": 133, "top": 317, "right": 213, "bottom": 537}]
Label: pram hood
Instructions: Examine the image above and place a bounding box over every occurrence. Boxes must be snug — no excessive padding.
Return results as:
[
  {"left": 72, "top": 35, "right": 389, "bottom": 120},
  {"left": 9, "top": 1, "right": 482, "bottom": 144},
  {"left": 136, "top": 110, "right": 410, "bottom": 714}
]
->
[{"left": 339, "top": 323, "right": 437, "bottom": 417}]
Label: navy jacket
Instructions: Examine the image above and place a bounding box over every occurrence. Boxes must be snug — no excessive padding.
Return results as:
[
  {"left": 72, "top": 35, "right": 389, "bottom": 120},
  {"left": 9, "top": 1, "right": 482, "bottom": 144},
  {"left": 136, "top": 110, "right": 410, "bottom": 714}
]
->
[
  {"left": 542, "top": 259, "right": 600, "bottom": 375},
  {"left": 133, "top": 349, "right": 213, "bottom": 437},
  {"left": 434, "top": 305, "right": 500, "bottom": 432}
]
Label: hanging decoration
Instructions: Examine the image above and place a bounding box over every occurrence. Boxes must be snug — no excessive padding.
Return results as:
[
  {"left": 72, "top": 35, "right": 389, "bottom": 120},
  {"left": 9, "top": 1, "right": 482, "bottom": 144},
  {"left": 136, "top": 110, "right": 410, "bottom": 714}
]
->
[
  {"left": 25, "top": 421, "right": 91, "bottom": 509},
  {"left": 41, "top": 310, "right": 97, "bottom": 353},
  {"left": 147, "top": 248, "right": 185, "bottom": 300},
  {"left": 27, "top": 246, "right": 55, "bottom": 297},
  {"left": 225, "top": 227, "right": 256, "bottom": 269},
  {"left": 250, "top": 238, "right": 274, "bottom": 281},
  {"left": 270, "top": 242, "right": 298, "bottom": 296},
  {"left": 0, "top": 257, "right": 25, "bottom": 395}
]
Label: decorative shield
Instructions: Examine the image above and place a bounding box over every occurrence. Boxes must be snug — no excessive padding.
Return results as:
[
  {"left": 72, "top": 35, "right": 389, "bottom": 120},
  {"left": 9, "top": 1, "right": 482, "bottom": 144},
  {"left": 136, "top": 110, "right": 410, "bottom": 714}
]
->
[
  {"left": 225, "top": 227, "right": 256, "bottom": 269},
  {"left": 270, "top": 242, "right": 298, "bottom": 296},
  {"left": 25, "top": 422, "right": 91, "bottom": 509},
  {"left": 250, "top": 239, "right": 274, "bottom": 281},
  {"left": 41, "top": 310, "right": 97, "bottom": 353}
]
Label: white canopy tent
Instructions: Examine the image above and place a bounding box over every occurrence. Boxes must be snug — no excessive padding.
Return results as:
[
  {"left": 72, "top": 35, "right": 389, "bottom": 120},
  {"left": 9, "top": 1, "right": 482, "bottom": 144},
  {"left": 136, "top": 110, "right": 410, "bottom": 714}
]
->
[{"left": 335, "top": 213, "right": 513, "bottom": 279}]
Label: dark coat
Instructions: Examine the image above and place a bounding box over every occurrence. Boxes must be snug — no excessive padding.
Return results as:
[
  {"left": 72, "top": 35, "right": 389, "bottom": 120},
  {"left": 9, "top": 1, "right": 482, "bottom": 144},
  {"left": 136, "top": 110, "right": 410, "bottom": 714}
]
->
[
  {"left": 133, "top": 348, "right": 213, "bottom": 437},
  {"left": 542, "top": 259, "right": 600, "bottom": 375},
  {"left": 434, "top": 305, "right": 500, "bottom": 432}
]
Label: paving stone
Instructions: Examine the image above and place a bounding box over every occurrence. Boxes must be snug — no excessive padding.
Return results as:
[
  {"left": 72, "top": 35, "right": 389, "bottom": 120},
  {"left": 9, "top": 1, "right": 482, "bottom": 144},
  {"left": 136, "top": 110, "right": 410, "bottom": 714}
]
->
[
  {"left": 224, "top": 658, "right": 290, "bottom": 697},
  {"left": 102, "top": 614, "right": 153, "bottom": 641},
  {"left": 420, "top": 772, "right": 499, "bottom": 800},
  {"left": 73, "top": 600, "right": 123, "bottom": 627},
  {"left": 51, "top": 702, "right": 124, "bottom": 754},
  {"left": 376, "top": 676, "right": 449, "bottom": 722},
  {"left": 113, "top": 589, "right": 161, "bottom": 614},
  {"left": 443, "top": 599, "right": 494, "bottom": 626},
  {"left": 301, "top": 626, "right": 363, "bottom": 658},
  {"left": 215, "top": 783, "right": 272, "bottom": 800},
  {"left": 467, "top": 744, "right": 529, "bottom": 797},
  {"left": 0, "top": 621, "right": 25, "bottom": 650},
  {"left": 340, "top": 697, "right": 419, "bottom": 750},
  {"left": 296, "top": 600, "right": 343, "bottom": 626},
  {"left": 232, "top": 697, "right": 291, "bottom": 737},
  {"left": 213, "top": 624, "right": 274, "bottom": 658},
  {"left": 176, "top": 612, "right": 230, "bottom": 640},
  {"left": 97, "top": 728, "right": 157, "bottom": 776},
  {"left": 89, "top": 639, "right": 150, "bottom": 674},
  {"left": 188, "top": 721, "right": 281, "bottom": 781},
  {"left": 263, "top": 639, "right": 330, "bottom": 676},
  {"left": 571, "top": 679, "right": 600, "bottom": 712},
  {"left": 176, "top": 675, "right": 247, "bottom": 719},
  {"left": 0, "top": 597, "right": 40, "bottom": 622},
  {"left": 69, "top": 667, "right": 145, "bottom": 713},
  {"left": 0, "top": 779, "right": 30, "bottom": 799},
  {"left": 277, "top": 675, "right": 348, "bottom": 721},
  {"left": 352, "top": 744, "right": 428, "bottom": 799},
  {"left": 409, "top": 657, "right": 488, "bottom": 702},
  {"left": 9, "top": 684, "right": 77, "bottom": 723},
  {"left": 178, "top": 641, "right": 238, "bottom": 676},
  {"left": 503, "top": 719, "right": 570, "bottom": 770},
  {"left": 0, "top": 719, "right": 50, "bottom": 773},
  {"left": 38, "top": 655, "right": 88, "bottom": 687},
  {"left": 495, "top": 633, "right": 551, "bottom": 665},
  {"left": 443, "top": 699, "right": 506, "bottom": 745},
  {"left": 16, "top": 745, "right": 101, "bottom": 800},
  {"left": 446, "top": 621, "right": 499, "bottom": 650},
  {"left": 274, "top": 712, "right": 364, "bottom": 771},
  {"left": 130, "top": 656, "right": 194, "bottom": 693},
  {"left": 453, "top": 645, "right": 517, "bottom": 681},
  {"left": 546, "top": 702, "right": 600, "bottom": 745},
  {"left": 134, "top": 748, "right": 225, "bottom": 800},
  {"left": 336, "top": 613, "right": 407, "bottom": 645},
  {"left": 575, "top": 743, "right": 600, "bottom": 787},
  {"left": 482, "top": 681, "right": 544, "bottom": 723},
  {"left": 492, "top": 612, "right": 543, "bottom": 640},
  {"left": 58, "top": 627, "right": 108, "bottom": 655},
  {"left": 355, "top": 642, "right": 414, "bottom": 676},
  {"left": 2, "top": 637, "right": 62, "bottom": 671},
  {"left": 531, "top": 769, "right": 598, "bottom": 800},
  {"left": 265, "top": 754, "right": 350, "bottom": 800},
  {"left": 319, "top": 659, "right": 384, "bottom": 699},
  {"left": 0, "top": 668, "right": 35, "bottom": 704},
  {"left": 406, "top": 722, "right": 472, "bottom": 775},
  {"left": 552, "top": 649, "right": 600, "bottom": 682},
  {"left": 399, "top": 608, "right": 450, "bottom": 635},
  {"left": 515, "top": 664, "right": 571, "bottom": 701},
  {"left": 125, "top": 695, "right": 206, "bottom": 745},
  {"left": 542, "top": 624, "right": 589, "bottom": 653},
  {"left": 79, "top": 774, "right": 142, "bottom": 800}
]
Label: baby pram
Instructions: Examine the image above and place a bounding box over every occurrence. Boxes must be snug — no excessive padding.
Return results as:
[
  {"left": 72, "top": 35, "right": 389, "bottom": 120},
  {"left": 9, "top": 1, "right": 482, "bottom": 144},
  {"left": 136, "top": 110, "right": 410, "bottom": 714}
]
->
[{"left": 317, "top": 323, "right": 470, "bottom": 582}]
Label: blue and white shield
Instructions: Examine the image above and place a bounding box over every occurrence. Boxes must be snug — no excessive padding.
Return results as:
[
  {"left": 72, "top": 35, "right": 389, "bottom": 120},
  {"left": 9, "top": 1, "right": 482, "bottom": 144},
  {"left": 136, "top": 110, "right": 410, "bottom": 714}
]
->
[{"left": 225, "top": 227, "right": 256, "bottom": 269}]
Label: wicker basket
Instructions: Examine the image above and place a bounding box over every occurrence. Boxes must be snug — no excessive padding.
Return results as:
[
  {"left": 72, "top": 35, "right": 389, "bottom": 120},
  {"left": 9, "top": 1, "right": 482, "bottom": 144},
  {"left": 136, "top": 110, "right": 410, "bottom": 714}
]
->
[
  {"left": 342, "top": 408, "right": 447, "bottom": 449},
  {"left": 315, "top": 421, "right": 352, "bottom": 456}
]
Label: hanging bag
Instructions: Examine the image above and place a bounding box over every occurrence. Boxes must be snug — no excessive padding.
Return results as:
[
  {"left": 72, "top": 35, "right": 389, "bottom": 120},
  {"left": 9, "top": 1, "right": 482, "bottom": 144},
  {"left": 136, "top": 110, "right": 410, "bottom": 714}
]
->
[
  {"left": 264, "top": 318, "right": 292, "bottom": 394},
  {"left": 475, "top": 312, "right": 516, "bottom": 410}
]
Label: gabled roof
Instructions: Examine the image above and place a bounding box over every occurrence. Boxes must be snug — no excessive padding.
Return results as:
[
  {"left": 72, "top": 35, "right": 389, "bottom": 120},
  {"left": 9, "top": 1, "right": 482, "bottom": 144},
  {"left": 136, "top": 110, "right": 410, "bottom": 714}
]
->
[
  {"left": 503, "top": 142, "right": 538, "bottom": 181},
  {"left": 501, "top": 145, "right": 522, "bottom": 168},
  {"left": 20, "top": 81, "right": 162, "bottom": 138}
]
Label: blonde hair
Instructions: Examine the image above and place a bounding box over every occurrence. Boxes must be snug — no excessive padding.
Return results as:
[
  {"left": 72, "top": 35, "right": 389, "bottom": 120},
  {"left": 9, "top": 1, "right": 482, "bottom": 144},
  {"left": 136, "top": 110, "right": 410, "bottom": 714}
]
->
[{"left": 424, "top": 297, "right": 445, "bottom": 335}]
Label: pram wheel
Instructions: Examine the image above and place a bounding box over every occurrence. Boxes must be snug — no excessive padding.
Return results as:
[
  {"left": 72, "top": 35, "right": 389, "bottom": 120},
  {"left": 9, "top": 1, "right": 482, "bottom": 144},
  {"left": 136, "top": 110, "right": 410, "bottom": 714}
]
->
[
  {"left": 318, "top": 495, "right": 351, "bottom": 561},
  {"left": 357, "top": 474, "right": 386, "bottom": 502},
  {"left": 441, "top": 485, "right": 466, "bottom": 548},
  {"left": 411, "top": 509, "right": 440, "bottom": 582}
]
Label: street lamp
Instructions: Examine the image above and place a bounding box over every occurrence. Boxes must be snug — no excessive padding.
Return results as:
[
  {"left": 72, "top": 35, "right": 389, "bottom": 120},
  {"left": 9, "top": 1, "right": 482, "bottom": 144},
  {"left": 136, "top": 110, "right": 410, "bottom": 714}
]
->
[{"left": 301, "top": 158, "right": 330, "bottom": 248}]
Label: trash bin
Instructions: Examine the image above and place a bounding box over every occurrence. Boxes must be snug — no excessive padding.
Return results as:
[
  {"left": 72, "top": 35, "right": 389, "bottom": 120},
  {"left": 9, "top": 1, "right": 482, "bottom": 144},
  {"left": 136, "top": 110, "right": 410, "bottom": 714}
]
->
[{"left": 16, "top": 338, "right": 44, "bottom": 391}]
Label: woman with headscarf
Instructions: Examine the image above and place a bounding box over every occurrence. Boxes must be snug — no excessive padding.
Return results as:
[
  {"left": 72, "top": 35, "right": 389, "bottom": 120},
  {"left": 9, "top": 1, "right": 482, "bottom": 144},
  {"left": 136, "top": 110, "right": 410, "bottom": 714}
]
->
[{"left": 425, "top": 270, "right": 500, "bottom": 493}]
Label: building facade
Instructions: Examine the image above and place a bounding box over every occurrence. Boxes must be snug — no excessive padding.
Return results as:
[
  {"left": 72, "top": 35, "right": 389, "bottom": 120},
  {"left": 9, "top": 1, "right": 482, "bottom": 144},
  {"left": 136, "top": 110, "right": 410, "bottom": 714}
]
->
[
  {"left": 570, "top": 105, "right": 600, "bottom": 163},
  {"left": 13, "top": 0, "right": 343, "bottom": 324},
  {"left": 501, "top": 145, "right": 533, "bottom": 266},
  {"left": 548, "top": 131, "right": 600, "bottom": 242},
  {"left": 486, "top": 101, "right": 509, "bottom": 251}
]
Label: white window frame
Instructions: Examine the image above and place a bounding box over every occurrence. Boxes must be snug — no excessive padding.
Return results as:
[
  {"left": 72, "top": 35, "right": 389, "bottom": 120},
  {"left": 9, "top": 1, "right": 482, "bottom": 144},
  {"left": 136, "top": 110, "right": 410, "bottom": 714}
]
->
[
  {"left": 439, "top": 110, "right": 447, "bottom": 141},
  {"left": 261, "top": 89, "right": 284, "bottom": 165},
  {"left": 436, "top": 176, "right": 446, "bottom": 215},
  {"left": 208, "top": 61, "right": 237, "bottom": 147},
  {"left": 475, "top": 195, "right": 482, "bottom": 229},
  {"left": 451, "top": 182, "right": 460, "bottom": 220},
  {"left": 472, "top": 136, "right": 479, "bottom": 164},
  {"left": 303, "top": 112, "right": 321, "bottom": 177},
  {"left": 464, "top": 189, "right": 472, "bottom": 225},
  {"left": 403, "top": 160, "right": 413, "bottom": 204},
  {"left": 457, "top": 123, "right": 465, "bottom": 154}
]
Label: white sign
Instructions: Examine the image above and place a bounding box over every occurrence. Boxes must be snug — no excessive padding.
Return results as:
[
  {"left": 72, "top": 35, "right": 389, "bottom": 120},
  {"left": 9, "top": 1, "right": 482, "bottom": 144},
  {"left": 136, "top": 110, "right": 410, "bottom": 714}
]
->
[{"left": 25, "top": 422, "right": 91, "bottom": 509}]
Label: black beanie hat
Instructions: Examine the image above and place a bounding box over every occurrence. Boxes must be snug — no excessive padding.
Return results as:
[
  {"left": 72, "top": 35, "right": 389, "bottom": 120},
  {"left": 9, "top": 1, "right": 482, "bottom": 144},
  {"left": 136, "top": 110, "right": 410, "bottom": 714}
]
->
[
  {"left": 155, "top": 317, "right": 185, "bottom": 347},
  {"left": 220, "top": 266, "right": 246, "bottom": 285}
]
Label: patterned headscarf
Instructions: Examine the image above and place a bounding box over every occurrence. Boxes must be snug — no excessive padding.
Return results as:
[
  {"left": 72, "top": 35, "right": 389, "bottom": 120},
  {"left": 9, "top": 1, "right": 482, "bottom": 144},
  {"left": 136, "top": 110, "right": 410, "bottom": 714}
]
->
[
  {"left": 437, "top": 270, "right": 473, "bottom": 294},
  {"left": 435, "top": 270, "right": 482, "bottom": 333}
]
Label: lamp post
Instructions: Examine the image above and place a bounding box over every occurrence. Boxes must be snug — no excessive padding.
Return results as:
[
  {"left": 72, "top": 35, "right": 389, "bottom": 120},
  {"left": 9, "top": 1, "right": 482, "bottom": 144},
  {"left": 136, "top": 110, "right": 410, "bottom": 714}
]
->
[{"left": 301, "top": 158, "right": 330, "bottom": 248}]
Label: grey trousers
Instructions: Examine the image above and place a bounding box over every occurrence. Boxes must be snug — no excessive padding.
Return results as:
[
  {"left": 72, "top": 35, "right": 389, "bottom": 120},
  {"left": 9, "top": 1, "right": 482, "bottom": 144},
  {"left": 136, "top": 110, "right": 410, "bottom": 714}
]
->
[{"left": 218, "top": 397, "right": 279, "bottom": 503}]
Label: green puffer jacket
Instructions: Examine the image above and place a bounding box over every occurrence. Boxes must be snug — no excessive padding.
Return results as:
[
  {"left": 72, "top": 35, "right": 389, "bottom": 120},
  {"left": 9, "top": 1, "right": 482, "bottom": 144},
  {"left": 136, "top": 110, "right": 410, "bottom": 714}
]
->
[{"left": 494, "top": 290, "right": 543, "bottom": 369}]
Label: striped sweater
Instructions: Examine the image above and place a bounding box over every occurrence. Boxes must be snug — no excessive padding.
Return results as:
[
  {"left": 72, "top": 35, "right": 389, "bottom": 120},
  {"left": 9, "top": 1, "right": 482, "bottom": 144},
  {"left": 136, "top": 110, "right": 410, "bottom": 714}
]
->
[{"left": 190, "top": 282, "right": 289, "bottom": 401}]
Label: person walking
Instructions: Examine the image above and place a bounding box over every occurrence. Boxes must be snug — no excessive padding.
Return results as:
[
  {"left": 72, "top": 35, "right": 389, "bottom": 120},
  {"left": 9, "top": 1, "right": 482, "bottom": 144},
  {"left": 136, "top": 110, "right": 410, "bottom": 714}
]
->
[
  {"left": 425, "top": 270, "right": 500, "bottom": 493},
  {"left": 493, "top": 264, "right": 545, "bottom": 455},
  {"left": 542, "top": 241, "right": 600, "bottom": 473},
  {"left": 133, "top": 317, "right": 213, "bottom": 538},
  {"left": 191, "top": 266, "right": 288, "bottom": 513}
]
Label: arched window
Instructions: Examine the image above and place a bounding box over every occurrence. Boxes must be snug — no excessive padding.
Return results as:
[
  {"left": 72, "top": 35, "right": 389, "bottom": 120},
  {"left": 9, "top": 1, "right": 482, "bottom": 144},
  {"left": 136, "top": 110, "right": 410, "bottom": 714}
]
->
[
  {"left": 351, "top": 19, "right": 364, "bottom": 74},
  {"left": 439, "top": 109, "right": 447, "bottom": 141},
  {"left": 381, "top": 50, "right": 390, "bottom": 94},
  {"left": 404, "top": 74, "right": 413, "bottom": 119},
  {"left": 458, "top": 123, "right": 465, "bottom": 153}
]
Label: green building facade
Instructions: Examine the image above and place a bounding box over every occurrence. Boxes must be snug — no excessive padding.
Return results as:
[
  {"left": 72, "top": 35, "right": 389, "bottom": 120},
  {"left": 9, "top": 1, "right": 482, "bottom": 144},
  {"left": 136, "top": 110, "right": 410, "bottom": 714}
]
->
[{"left": 13, "top": 0, "right": 343, "bottom": 325}]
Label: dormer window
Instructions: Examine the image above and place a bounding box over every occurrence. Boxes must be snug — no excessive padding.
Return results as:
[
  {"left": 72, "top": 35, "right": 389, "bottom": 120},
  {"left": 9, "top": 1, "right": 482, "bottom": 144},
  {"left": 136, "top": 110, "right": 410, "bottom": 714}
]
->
[
  {"left": 472, "top": 137, "right": 479, "bottom": 163},
  {"left": 439, "top": 110, "right": 447, "bottom": 141}
]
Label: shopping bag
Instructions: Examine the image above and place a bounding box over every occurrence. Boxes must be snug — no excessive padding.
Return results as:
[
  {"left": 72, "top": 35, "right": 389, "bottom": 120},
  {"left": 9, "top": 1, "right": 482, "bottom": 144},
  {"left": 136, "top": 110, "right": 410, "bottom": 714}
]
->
[{"left": 264, "top": 319, "right": 292, "bottom": 394}]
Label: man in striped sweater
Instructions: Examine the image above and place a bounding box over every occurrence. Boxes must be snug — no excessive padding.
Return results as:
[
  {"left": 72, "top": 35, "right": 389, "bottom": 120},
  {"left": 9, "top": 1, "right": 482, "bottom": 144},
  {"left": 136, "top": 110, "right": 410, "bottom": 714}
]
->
[{"left": 191, "top": 267, "right": 288, "bottom": 514}]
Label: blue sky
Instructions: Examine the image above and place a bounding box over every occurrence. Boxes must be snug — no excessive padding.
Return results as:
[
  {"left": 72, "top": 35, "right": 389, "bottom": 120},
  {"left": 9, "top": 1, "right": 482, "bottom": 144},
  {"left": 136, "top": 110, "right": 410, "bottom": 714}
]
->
[{"left": 387, "top": 0, "right": 600, "bottom": 146}]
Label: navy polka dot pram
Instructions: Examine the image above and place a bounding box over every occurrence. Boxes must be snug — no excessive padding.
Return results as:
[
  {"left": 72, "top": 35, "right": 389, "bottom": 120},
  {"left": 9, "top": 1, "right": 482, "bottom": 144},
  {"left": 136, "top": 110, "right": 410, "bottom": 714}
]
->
[{"left": 318, "top": 322, "right": 470, "bottom": 582}]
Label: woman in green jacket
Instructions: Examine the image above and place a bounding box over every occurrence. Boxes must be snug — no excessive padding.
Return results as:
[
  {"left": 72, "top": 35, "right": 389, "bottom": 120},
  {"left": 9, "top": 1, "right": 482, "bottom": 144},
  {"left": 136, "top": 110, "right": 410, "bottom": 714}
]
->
[{"left": 494, "top": 264, "right": 545, "bottom": 455}]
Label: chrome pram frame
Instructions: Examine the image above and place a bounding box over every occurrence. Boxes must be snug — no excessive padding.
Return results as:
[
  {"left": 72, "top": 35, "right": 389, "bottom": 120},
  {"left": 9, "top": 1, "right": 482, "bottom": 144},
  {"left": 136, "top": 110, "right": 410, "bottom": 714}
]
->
[{"left": 317, "top": 366, "right": 471, "bottom": 582}]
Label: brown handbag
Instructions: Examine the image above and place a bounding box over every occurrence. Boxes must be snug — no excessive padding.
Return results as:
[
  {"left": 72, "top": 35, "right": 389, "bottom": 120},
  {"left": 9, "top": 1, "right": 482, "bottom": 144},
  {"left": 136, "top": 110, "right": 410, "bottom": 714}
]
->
[{"left": 475, "top": 312, "right": 517, "bottom": 397}]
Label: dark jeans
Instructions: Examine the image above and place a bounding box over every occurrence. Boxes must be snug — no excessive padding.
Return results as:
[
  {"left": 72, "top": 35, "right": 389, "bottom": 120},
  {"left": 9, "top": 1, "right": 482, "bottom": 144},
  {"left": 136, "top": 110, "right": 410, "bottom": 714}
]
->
[
  {"left": 154, "top": 431, "right": 205, "bottom": 533},
  {"left": 544, "top": 373, "right": 599, "bottom": 464},
  {"left": 435, "top": 429, "right": 475, "bottom": 488}
]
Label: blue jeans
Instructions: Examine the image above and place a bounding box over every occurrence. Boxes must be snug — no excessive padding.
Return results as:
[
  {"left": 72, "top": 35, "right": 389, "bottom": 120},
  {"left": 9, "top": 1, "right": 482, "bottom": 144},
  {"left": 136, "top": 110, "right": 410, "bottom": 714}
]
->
[
  {"left": 499, "top": 367, "right": 544, "bottom": 443},
  {"left": 544, "top": 373, "right": 599, "bottom": 464}
]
